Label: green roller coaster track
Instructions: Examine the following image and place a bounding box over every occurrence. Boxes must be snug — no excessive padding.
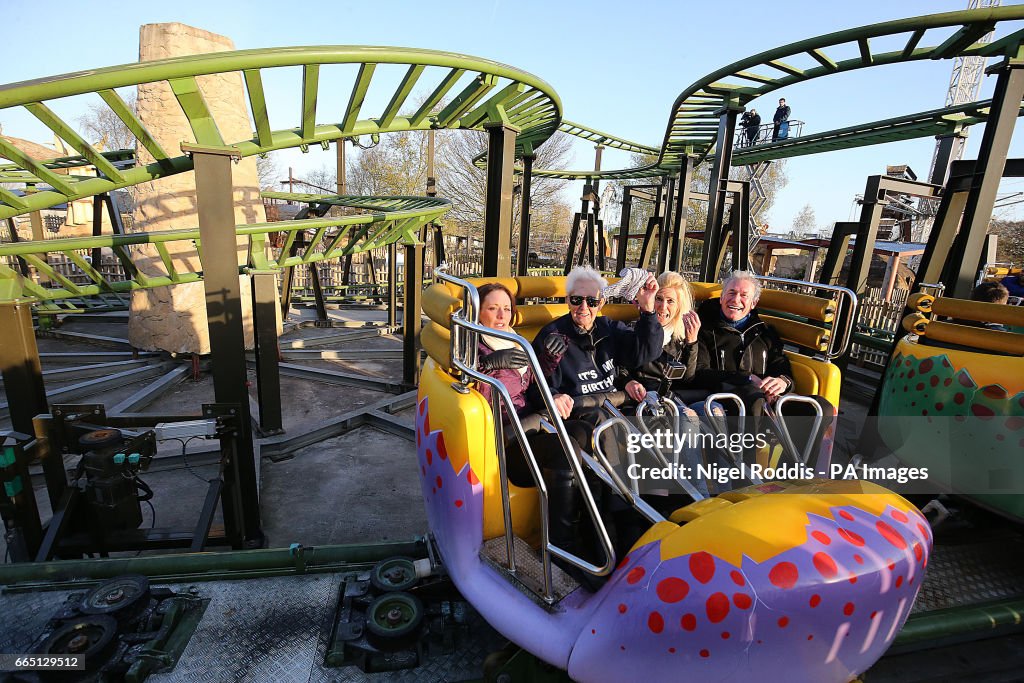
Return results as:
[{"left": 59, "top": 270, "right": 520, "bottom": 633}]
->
[
  {"left": 0, "top": 47, "right": 561, "bottom": 220},
  {"left": 1, "top": 6, "right": 1023, "bottom": 307},
  {"left": 0, "top": 193, "right": 449, "bottom": 311}
]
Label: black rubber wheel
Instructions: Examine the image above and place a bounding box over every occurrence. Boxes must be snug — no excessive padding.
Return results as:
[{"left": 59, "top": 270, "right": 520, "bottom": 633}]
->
[
  {"left": 80, "top": 574, "right": 151, "bottom": 623},
  {"left": 369, "top": 556, "right": 419, "bottom": 592},
  {"left": 39, "top": 614, "right": 119, "bottom": 663},
  {"left": 365, "top": 592, "right": 424, "bottom": 650},
  {"left": 78, "top": 429, "right": 123, "bottom": 450}
]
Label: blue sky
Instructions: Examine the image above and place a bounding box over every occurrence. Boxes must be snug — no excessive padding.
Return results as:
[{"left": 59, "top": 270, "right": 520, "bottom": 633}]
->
[{"left": 3, "top": 0, "right": 1024, "bottom": 233}]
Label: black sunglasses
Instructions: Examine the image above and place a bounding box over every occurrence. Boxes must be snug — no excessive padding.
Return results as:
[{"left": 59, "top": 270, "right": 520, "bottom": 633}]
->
[{"left": 568, "top": 295, "right": 602, "bottom": 307}]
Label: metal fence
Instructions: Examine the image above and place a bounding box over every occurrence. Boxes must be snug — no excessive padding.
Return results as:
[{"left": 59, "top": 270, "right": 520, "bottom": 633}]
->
[
  {"left": 734, "top": 120, "right": 805, "bottom": 148},
  {"left": 850, "top": 287, "right": 909, "bottom": 367}
]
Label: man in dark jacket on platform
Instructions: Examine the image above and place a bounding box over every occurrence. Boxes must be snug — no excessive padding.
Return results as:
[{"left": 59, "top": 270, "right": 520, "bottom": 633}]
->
[{"left": 772, "top": 98, "right": 791, "bottom": 142}]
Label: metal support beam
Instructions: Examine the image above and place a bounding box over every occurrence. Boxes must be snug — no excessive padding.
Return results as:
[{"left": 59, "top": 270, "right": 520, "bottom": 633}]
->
[
  {"left": 670, "top": 158, "right": 694, "bottom": 272},
  {"left": 818, "top": 222, "right": 859, "bottom": 286},
  {"left": 616, "top": 187, "right": 633, "bottom": 272},
  {"left": 517, "top": 153, "right": 535, "bottom": 277},
  {"left": 188, "top": 147, "right": 263, "bottom": 547},
  {"left": 845, "top": 175, "right": 886, "bottom": 297},
  {"left": 943, "top": 59, "right": 1024, "bottom": 298},
  {"left": 403, "top": 242, "right": 423, "bottom": 386},
  {"left": 0, "top": 301, "right": 49, "bottom": 436},
  {"left": 700, "top": 106, "right": 740, "bottom": 281},
  {"left": 638, "top": 217, "right": 661, "bottom": 271},
  {"left": 251, "top": 271, "right": 283, "bottom": 434},
  {"left": 388, "top": 242, "right": 399, "bottom": 328},
  {"left": 657, "top": 177, "right": 676, "bottom": 273},
  {"left": 482, "top": 123, "right": 518, "bottom": 277},
  {"left": 5, "top": 218, "right": 30, "bottom": 276},
  {"left": 91, "top": 194, "right": 104, "bottom": 270},
  {"left": 563, "top": 213, "right": 582, "bottom": 275},
  {"left": 731, "top": 181, "right": 751, "bottom": 271},
  {"left": 930, "top": 132, "right": 968, "bottom": 186},
  {"left": 108, "top": 364, "right": 190, "bottom": 414},
  {"left": 308, "top": 262, "right": 329, "bottom": 322}
]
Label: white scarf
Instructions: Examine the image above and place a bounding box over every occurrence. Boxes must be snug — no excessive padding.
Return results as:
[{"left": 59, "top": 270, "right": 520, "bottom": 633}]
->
[{"left": 482, "top": 333, "right": 528, "bottom": 376}]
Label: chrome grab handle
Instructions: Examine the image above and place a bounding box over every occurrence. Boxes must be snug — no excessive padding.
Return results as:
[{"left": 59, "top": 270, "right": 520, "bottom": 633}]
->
[
  {"left": 764, "top": 394, "right": 824, "bottom": 467},
  {"left": 756, "top": 275, "right": 858, "bottom": 360},
  {"left": 436, "top": 266, "right": 617, "bottom": 597}
]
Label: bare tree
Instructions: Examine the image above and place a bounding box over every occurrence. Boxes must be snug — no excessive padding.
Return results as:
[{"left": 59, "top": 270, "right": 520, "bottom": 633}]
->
[
  {"left": 791, "top": 203, "right": 817, "bottom": 237},
  {"left": 989, "top": 219, "right": 1024, "bottom": 266},
  {"left": 347, "top": 131, "right": 428, "bottom": 197},
  {"left": 435, "top": 129, "right": 574, "bottom": 236},
  {"left": 77, "top": 92, "right": 137, "bottom": 151},
  {"left": 257, "top": 154, "right": 282, "bottom": 192}
]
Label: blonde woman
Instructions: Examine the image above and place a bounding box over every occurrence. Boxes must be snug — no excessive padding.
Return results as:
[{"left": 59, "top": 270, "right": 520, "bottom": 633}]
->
[
  {"left": 621, "top": 271, "right": 717, "bottom": 498},
  {"left": 622, "top": 271, "right": 702, "bottom": 403}
]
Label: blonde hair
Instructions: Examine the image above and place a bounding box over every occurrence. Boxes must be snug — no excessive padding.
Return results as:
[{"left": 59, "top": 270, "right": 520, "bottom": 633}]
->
[{"left": 656, "top": 271, "right": 694, "bottom": 342}]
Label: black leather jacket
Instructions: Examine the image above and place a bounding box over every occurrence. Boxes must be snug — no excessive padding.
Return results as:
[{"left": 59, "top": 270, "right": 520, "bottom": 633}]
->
[{"left": 692, "top": 299, "right": 793, "bottom": 392}]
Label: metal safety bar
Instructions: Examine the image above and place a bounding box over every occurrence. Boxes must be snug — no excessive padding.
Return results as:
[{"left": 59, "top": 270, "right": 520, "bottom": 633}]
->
[
  {"left": 757, "top": 275, "right": 858, "bottom": 360},
  {"left": 433, "top": 266, "right": 617, "bottom": 597},
  {"left": 632, "top": 395, "right": 707, "bottom": 501},
  {"left": 764, "top": 394, "right": 825, "bottom": 468},
  {"left": 697, "top": 392, "right": 763, "bottom": 485}
]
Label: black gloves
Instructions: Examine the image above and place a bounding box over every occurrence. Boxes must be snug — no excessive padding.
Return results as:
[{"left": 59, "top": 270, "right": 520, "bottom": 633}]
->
[
  {"left": 479, "top": 348, "right": 529, "bottom": 372},
  {"left": 543, "top": 333, "right": 568, "bottom": 358}
]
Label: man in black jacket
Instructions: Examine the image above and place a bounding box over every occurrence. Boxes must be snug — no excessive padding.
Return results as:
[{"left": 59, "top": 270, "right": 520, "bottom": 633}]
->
[
  {"left": 772, "top": 98, "right": 791, "bottom": 142},
  {"left": 694, "top": 271, "right": 833, "bottom": 463}
]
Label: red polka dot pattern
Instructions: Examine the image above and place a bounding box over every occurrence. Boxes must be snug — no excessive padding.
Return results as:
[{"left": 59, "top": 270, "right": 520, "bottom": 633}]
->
[
  {"left": 705, "top": 593, "right": 730, "bottom": 623},
  {"left": 656, "top": 577, "right": 690, "bottom": 603},
  {"left": 769, "top": 562, "right": 799, "bottom": 589},
  {"left": 689, "top": 552, "right": 716, "bottom": 584}
]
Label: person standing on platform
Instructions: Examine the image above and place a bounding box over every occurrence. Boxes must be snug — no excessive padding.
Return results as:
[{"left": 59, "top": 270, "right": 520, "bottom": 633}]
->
[
  {"left": 741, "top": 108, "right": 761, "bottom": 146},
  {"left": 772, "top": 98, "right": 791, "bottom": 142}
]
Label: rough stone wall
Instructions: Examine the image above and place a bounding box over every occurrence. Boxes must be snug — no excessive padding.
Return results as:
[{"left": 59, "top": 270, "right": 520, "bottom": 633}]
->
[{"left": 129, "top": 23, "right": 267, "bottom": 354}]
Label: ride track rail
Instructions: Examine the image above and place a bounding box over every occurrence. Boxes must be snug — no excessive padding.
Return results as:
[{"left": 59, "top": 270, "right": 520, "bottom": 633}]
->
[
  {"left": 1, "top": 7, "right": 1024, "bottom": 306},
  {"left": 0, "top": 193, "right": 450, "bottom": 310},
  {"left": 533, "top": 5, "right": 1024, "bottom": 179},
  {"left": 0, "top": 47, "right": 561, "bottom": 221}
]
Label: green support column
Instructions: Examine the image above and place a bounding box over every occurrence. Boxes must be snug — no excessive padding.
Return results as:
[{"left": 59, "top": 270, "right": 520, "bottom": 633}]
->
[
  {"left": 700, "top": 103, "right": 741, "bottom": 281},
  {"left": 615, "top": 189, "right": 633, "bottom": 272},
  {"left": 482, "top": 123, "right": 519, "bottom": 277},
  {"left": 732, "top": 181, "right": 751, "bottom": 271},
  {"left": 669, "top": 158, "right": 693, "bottom": 272},
  {"left": 845, "top": 175, "right": 886, "bottom": 297},
  {"left": 657, "top": 176, "right": 676, "bottom": 273},
  {"left": 388, "top": 242, "right": 398, "bottom": 328},
  {"left": 187, "top": 146, "right": 264, "bottom": 548},
  {"left": 943, "top": 57, "right": 1024, "bottom": 298},
  {"left": 0, "top": 301, "right": 49, "bottom": 438},
  {"left": 517, "top": 153, "right": 535, "bottom": 277},
  {"left": 403, "top": 242, "right": 424, "bottom": 386},
  {"left": 250, "top": 271, "right": 283, "bottom": 435}
]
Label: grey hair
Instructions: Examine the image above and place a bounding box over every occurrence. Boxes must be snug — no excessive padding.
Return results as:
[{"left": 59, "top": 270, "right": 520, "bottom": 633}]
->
[
  {"left": 723, "top": 270, "right": 762, "bottom": 300},
  {"left": 566, "top": 265, "right": 608, "bottom": 296}
]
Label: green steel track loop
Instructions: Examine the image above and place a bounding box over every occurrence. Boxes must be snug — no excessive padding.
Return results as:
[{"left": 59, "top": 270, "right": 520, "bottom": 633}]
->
[
  {"left": 530, "top": 6, "right": 1024, "bottom": 180},
  {"left": 0, "top": 47, "right": 560, "bottom": 220},
  {"left": 659, "top": 6, "right": 1024, "bottom": 169},
  {"left": 0, "top": 193, "right": 450, "bottom": 309}
]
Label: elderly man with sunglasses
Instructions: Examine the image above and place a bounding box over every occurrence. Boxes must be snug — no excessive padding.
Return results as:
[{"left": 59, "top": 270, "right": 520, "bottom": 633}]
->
[{"left": 533, "top": 265, "right": 662, "bottom": 420}]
